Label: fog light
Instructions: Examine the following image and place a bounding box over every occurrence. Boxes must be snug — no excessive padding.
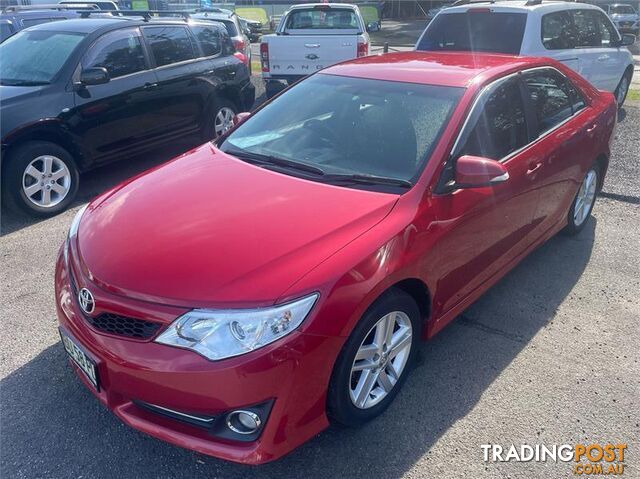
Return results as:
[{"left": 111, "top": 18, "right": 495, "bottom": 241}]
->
[{"left": 226, "top": 410, "right": 261, "bottom": 434}]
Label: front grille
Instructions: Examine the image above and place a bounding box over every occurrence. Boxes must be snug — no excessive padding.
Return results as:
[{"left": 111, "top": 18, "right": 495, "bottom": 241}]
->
[{"left": 85, "top": 313, "right": 161, "bottom": 340}]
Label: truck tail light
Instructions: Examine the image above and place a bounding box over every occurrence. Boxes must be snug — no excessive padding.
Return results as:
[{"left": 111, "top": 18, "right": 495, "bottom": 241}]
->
[
  {"left": 357, "top": 41, "right": 368, "bottom": 58},
  {"left": 260, "top": 43, "right": 270, "bottom": 72}
]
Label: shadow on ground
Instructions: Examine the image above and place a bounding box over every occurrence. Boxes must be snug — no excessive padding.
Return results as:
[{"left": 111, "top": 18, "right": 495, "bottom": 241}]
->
[{"left": 0, "top": 220, "right": 596, "bottom": 479}]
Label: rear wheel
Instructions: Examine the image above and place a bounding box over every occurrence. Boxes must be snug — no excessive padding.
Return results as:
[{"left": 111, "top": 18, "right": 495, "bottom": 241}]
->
[
  {"left": 3, "top": 141, "right": 79, "bottom": 217},
  {"left": 206, "top": 98, "right": 237, "bottom": 139},
  {"left": 563, "top": 165, "right": 599, "bottom": 236},
  {"left": 327, "top": 289, "right": 421, "bottom": 427}
]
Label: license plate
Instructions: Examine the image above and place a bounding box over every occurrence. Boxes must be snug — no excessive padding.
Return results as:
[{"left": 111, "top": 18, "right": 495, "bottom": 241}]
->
[{"left": 60, "top": 330, "right": 99, "bottom": 390}]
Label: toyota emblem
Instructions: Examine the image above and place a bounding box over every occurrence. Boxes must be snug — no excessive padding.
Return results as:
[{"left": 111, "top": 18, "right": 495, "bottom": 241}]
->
[{"left": 78, "top": 288, "right": 95, "bottom": 314}]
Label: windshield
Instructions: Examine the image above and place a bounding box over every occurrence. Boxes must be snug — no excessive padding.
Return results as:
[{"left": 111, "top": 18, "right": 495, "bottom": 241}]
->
[
  {"left": 610, "top": 5, "right": 636, "bottom": 14},
  {"left": 417, "top": 12, "right": 527, "bottom": 55},
  {"left": 285, "top": 8, "right": 360, "bottom": 29},
  {"left": 0, "top": 30, "right": 84, "bottom": 85},
  {"left": 220, "top": 74, "right": 462, "bottom": 186}
]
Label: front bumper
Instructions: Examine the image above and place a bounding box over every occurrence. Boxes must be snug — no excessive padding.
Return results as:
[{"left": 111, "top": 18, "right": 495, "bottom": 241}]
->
[{"left": 54, "top": 245, "right": 342, "bottom": 464}]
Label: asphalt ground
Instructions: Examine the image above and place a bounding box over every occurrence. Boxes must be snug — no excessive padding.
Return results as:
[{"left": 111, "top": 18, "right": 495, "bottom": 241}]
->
[{"left": 1, "top": 83, "right": 639, "bottom": 478}]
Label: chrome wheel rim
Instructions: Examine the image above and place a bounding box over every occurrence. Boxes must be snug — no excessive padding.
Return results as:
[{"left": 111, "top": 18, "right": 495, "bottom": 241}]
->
[
  {"left": 22, "top": 155, "right": 71, "bottom": 208},
  {"left": 214, "top": 107, "right": 235, "bottom": 136},
  {"left": 574, "top": 169, "right": 597, "bottom": 227},
  {"left": 617, "top": 77, "right": 629, "bottom": 106},
  {"left": 349, "top": 311, "right": 412, "bottom": 409}
]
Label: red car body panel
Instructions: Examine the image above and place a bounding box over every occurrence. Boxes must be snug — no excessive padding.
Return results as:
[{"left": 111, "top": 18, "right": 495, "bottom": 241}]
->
[{"left": 55, "top": 52, "right": 616, "bottom": 464}]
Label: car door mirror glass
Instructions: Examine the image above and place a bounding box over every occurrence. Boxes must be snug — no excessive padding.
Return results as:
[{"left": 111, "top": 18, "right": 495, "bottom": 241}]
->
[
  {"left": 455, "top": 155, "right": 509, "bottom": 188},
  {"left": 621, "top": 33, "right": 636, "bottom": 46},
  {"left": 80, "top": 67, "right": 110, "bottom": 86},
  {"left": 366, "top": 22, "right": 379, "bottom": 32}
]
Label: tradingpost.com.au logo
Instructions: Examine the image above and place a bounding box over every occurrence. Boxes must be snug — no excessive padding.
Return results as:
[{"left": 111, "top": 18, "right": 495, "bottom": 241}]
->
[{"left": 482, "top": 444, "right": 627, "bottom": 475}]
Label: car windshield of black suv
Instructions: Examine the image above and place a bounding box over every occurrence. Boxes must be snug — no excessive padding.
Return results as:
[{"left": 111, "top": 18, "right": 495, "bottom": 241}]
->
[
  {"left": 219, "top": 74, "right": 462, "bottom": 187},
  {"left": 610, "top": 5, "right": 636, "bottom": 14},
  {"left": 0, "top": 30, "right": 85, "bottom": 86},
  {"left": 416, "top": 12, "right": 527, "bottom": 55}
]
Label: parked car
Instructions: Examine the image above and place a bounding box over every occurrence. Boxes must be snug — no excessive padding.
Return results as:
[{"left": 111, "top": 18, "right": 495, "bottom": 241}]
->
[
  {"left": 55, "top": 51, "right": 615, "bottom": 464},
  {"left": 260, "top": 2, "right": 371, "bottom": 98},
  {"left": 1, "top": 16, "right": 254, "bottom": 216},
  {"left": 59, "top": 0, "right": 119, "bottom": 10},
  {"left": 606, "top": 3, "right": 639, "bottom": 35},
  {"left": 192, "top": 9, "right": 252, "bottom": 72},
  {"left": 239, "top": 16, "right": 262, "bottom": 42},
  {"left": 0, "top": 4, "right": 95, "bottom": 42},
  {"left": 415, "top": 0, "right": 635, "bottom": 107}
]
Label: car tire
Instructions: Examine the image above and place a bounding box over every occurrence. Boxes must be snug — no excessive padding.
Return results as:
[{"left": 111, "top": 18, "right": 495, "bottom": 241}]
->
[
  {"left": 3, "top": 141, "right": 79, "bottom": 217},
  {"left": 327, "top": 288, "right": 421, "bottom": 427},
  {"left": 563, "top": 164, "right": 599, "bottom": 236},
  {"left": 208, "top": 98, "right": 237, "bottom": 139},
  {"left": 614, "top": 70, "right": 632, "bottom": 108}
]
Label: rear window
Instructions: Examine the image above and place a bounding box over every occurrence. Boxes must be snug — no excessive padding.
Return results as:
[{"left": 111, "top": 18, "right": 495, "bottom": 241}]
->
[
  {"left": 416, "top": 11, "right": 527, "bottom": 55},
  {"left": 285, "top": 7, "right": 359, "bottom": 30}
]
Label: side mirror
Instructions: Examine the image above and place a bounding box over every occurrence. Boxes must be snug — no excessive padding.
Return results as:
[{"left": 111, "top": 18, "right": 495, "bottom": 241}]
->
[
  {"left": 366, "top": 21, "right": 380, "bottom": 32},
  {"left": 620, "top": 33, "right": 636, "bottom": 46},
  {"left": 233, "top": 111, "right": 252, "bottom": 126},
  {"left": 79, "top": 67, "right": 110, "bottom": 86},
  {"left": 455, "top": 155, "right": 509, "bottom": 188}
]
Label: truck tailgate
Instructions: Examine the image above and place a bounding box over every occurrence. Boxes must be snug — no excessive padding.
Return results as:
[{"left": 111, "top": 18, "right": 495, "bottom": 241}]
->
[{"left": 268, "top": 34, "right": 359, "bottom": 75}]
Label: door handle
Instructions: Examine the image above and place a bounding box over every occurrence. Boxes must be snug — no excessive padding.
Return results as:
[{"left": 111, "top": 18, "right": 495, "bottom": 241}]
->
[
  {"left": 527, "top": 162, "right": 542, "bottom": 175},
  {"left": 304, "top": 43, "right": 320, "bottom": 48},
  {"left": 143, "top": 82, "right": 158, "bottom": 90},
  {"left": 597, "top": 54, "right": 609, "bottom": 62},
  {"left": 585, "top": 124, "right": 598, "bottom": 133}
]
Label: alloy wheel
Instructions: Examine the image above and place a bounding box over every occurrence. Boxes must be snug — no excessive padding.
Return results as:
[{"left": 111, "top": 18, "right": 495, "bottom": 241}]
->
[
  {"left": 214, "top": 107, "right": 236, "bottom": 136},
  {"left": 349, "top": 311, "right": 413, "bottom": 409},
  {"left": 617, "top": 76, "right": 629, "bottom": 107},
  {"left": 22, "top": 155, "right": 72, "bottom": 208},
  {"left": 574, "top": 169, "right": 597, "bottom": 227}
]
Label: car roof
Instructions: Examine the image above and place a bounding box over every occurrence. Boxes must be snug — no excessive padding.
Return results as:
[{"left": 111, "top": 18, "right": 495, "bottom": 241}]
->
[
  {"left": 192, "top": 11, "right": 235, "bottom": 21},
  {"left": 287, "top": 3, "right": 359, "bottom": 10},
  {"left": 20, "top": 16, "right": 217, "bottom": 34},
  {"left": 323, "top": 51, "right": 551, "bottom": 88},
  {"left": 0, "top": 9, "right": 78, "bottom": 18},
  {"left": 442, "top": 0, "right": 603, "bottom": 13}
]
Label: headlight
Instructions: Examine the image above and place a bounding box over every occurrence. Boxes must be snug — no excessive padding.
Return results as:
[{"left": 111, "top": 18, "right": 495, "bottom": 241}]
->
[
  {"left": 68, "top": 205, "right": 87, "bottom": 240},
  {"left": 155, "top": 293, "right": 319, "bottom": 361}
]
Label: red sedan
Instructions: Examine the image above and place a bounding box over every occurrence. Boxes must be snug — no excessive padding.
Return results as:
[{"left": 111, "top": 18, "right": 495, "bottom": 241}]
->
[{"left": 55, "top": 52, "right": 616, "bottom": 464}]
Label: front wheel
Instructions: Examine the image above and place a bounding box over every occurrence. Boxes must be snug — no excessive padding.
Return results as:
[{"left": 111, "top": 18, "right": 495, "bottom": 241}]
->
[
  {"left": 615, "top": 71, "right": 631, "bottom": 108},
  {"left": 327, "top": 289, "right": 421, "bottom": 427},
  {"left": 563, "top": 165, "right": 599, "bottom": 236},
  {"left": 3, "top": 141, "right": 79, "bottom": 217}
]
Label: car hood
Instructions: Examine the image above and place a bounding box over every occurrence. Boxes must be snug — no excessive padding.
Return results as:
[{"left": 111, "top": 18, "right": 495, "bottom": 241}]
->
[{"left": 77, "top": 143, "right": 399, "bottom": 307}]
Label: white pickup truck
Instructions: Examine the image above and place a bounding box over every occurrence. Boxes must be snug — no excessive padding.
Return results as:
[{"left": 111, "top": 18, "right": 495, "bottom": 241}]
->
[{"left": 260, "top": 3, "right": 373, "bottom": 97}]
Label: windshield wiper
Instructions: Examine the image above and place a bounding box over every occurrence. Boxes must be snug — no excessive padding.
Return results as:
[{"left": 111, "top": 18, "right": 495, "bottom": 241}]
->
[
  {"left": 223, "top": 147, "right": 326, "bottom": 176},
  {"left": 321, "top": 174, "right": 413, "bottom": 188},
  {"left": 0, "top": 79, "right": 50, "bottom": 86}
]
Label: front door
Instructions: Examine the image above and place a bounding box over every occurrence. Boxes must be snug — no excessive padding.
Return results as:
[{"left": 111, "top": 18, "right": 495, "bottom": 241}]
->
[
  {"left": 71, "top": 27, "right": 162, "bottom": 164},
  {"left": 427, "top": 76, "right": 542, "bottom": 317}
]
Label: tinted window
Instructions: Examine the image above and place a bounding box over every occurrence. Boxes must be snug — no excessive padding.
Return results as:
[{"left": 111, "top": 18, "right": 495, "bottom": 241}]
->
[
  {"left": 144, "top": 26, "right": 195, "bottom": 67},
  {"left": 286, "top": 8, "right": 359, "bottom": 29},
  {"left": 542, "top": 11, "right": 577, "bottom": 49},
  {"left": 595, "top": 11, "right": 619, "bottom": 46},
  {"left": 0, "top": 30, "right": 85, "bottom": 84},
  {"left": 610, "top": 5, "right": 636, "bottom": 14},
  {"left": 459, "top": 79, "right": 527, "bottom": 160},
  {"left": 564, "top": 77, "right": 586, "bottom": 112},
  {"left": 221, "top": 74, "right": 462, "bottom": 183},
  {"left": 524, "top": 71, "right": 573, "bottom": 133},
  {"left": 572, "top": 10, "right": 605, "bottom": 47},
  {"left": 83, "top": 29, "right": 146, "bottom": 79},
  {"left": 21, "top": 18, "right": 56, "bottom": 28},
  {"left": 191, "top": 25, "right": 222, "bottom": 57},
  {"left": 417, "top": 12, "right": 527, "bottom": 54}
]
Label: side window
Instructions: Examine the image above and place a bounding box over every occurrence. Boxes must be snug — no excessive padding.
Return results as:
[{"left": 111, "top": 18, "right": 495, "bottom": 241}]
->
[
  {"left": 144, "top": 26, "right": 196, "bottom": 67},
  {"left": 191, "top": 25, "right": 222, "bottom": 57},
  {"left": 541, "top": 11, "right": 577, "bottom": 50},
  {"left": 564, "top": 77, "right": 586, "bottom": 113},
  {"left": 595, "top": 11, "right": 619, "bottom": 46},
  {"left": 523, "top": 70, "right": 573, "bottom": 133},
  {"left": 83, "top": 29, "right": 147, "bottom": 79},
  {"left": 459, "top": 79, "right": 528, "bottom": 160},
  {"left": 572, "top": 10, "right": 603, "bottom": 48}
]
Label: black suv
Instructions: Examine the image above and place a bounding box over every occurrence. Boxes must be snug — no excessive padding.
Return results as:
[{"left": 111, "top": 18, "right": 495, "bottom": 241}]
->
[{"left": 1, "top": 15, "right": 255, "bottom": 216}]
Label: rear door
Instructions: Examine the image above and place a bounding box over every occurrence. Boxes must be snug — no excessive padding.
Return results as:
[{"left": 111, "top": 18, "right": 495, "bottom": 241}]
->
[
  {"left": 520, "top": 68, "right": 599, "bottom": 235},
  {"left": 142, "top": 25, "right": 208, "bottom": 140},
  {"left": 71, "top": 27, "right": 161, "bottom": 163}
]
